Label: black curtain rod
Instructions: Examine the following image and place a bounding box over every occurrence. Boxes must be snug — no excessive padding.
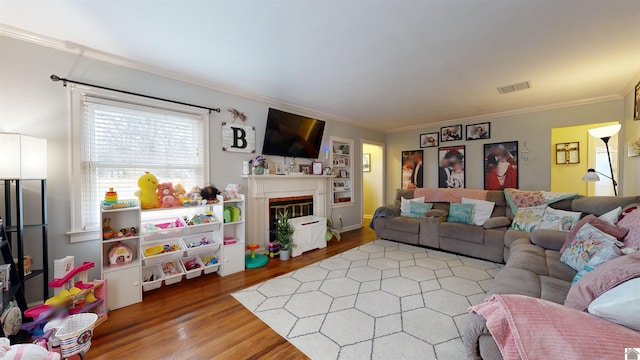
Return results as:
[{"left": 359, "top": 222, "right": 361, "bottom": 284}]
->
[{"left": 50, "top": 74, "right": 221, "bottom": 113}]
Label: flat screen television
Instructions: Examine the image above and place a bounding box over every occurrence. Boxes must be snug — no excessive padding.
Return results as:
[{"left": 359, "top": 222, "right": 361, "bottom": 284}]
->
[{"left": 262, "top": 108, "right": 326, "bottom": 159}]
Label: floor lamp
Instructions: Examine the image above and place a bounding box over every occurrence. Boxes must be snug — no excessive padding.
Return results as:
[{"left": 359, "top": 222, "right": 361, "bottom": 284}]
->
[{"left": 582, "top": 124, "right": 621, "bottom": 196}]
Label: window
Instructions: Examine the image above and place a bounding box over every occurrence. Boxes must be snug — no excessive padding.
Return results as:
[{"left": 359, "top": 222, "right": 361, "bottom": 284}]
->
[{"left": 68, "top": 86, "right": 209, "bottom": 241}]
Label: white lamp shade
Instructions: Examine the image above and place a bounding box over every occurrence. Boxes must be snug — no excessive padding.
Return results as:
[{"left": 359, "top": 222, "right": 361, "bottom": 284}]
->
[
  {"left": 582, "top": 171, "right": 600, "bottom": 182},
  {"left": 588, "top": 124, "right": 621, "bottom": 138},
  {"left": 0, "top": 133, "right": 47, "bottom": 179}
]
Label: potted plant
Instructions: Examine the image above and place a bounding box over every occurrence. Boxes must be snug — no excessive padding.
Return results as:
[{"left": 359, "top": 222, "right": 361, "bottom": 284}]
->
[
  {"left": 273, "top": 209, "right": 295, "bottom": 260},
  {"left": 325, "top": 219, "right": 341, "bottom": 242}
]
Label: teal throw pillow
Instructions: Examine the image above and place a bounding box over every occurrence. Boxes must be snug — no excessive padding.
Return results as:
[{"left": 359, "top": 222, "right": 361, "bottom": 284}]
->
[
  {"left": 447, "top": 203, "right": 475, "bottom": 224},
  {"left": 409, "top": 202, "right": 433, "bottom": 218}
]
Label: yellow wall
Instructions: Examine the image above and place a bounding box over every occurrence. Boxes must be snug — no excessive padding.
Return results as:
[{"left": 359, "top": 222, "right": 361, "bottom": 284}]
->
[
  {"left": 363, "top": 143, "right": 384, "bottom": 217},
  {"left": 550, "top": 121, "right": 618, "bottom": 195}
]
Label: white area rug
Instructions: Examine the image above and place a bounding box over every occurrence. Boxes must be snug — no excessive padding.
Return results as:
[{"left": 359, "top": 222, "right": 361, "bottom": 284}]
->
[{"left": 232, "top": 240, "right": 502, "bottom": 360}]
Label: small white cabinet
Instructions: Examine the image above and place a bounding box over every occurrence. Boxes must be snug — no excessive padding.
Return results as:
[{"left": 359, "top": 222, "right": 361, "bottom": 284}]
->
[
  {"left": 103, "top": 265, "right": 141, "bottom": 310},
  {"left": 219, "top": 195, "right": 246, "bottom": 276}
]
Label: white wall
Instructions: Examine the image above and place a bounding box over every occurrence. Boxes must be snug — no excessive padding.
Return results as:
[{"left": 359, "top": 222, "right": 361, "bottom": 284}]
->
[
  {"left": 384, "top": 99, "right": 631, "bottom": 202},
  {"left": 0, "top": 35, "right": 384, "bottom": 301},
  {"left": 622, "top": 81, "right": 640, "bottom": 195},
  {"left": 362, "top": 143, "right": 383, "bottom": 217}
]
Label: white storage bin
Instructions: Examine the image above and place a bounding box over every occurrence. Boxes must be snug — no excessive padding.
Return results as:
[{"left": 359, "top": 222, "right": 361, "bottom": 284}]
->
[
  {"left": 182, "top": 233, "right": 221, "bottom": 256},
  {"left": 142, "top": 238, "right": 185, "bottom": 261},
  {"left": 180, "top": 256, "right": 204, "bottom": 279},
  {"left": 160, "top": 259, "right": 185, "bottom": 285},
  {"left": 198, "top": 252, "right": 220, "bottom": 274},
  {"left": 141, "top": 217, "right": 185, "bottom": 241},
  {"left": 182, "top": 213, "right": 221, "bottom": 236},
  {"left": 142, "top": 264, "right": 164, "bottom": 292}
]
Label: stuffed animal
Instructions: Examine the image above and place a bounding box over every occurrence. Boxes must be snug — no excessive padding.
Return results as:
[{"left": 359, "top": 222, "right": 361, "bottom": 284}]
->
[
  {"left": 225, "top": 183, "right": 241, "bottom": 200},
  {"left": 201, "top": 185, "right": 220, "bottom": 203},
  {"left": 135, "top": 171, "right": 159, "bottom": 209},
  {"left": 173, "top": 183, "right": 187, "bottom": 204},
  {"left": 157, "top": 182, "right": 180, "bottom": 208},
  {"left": 187, "top": 186, "right": 203, "bottom": 204},
  {"left": 0, "top": 337, "right": 61, "bottom": 360}
]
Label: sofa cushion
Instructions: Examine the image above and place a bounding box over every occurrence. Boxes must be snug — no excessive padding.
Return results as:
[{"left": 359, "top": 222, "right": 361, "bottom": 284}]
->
[
  {"left": 447, "top": 203, "right": 475, "bottom": 224},
  {"left": 408, "top": 201, "right": 432, "bottom": 218},
  {"left": 386, "top": 216, "right": 420, "bottom": 234},
  {"left": 400, "top": 196, "right": 424, "bottom": 217},
  {"left": 440, "top": 222, "right": 485, "bottom": 244},
  {"left": 588, "top": 277, "right": 640, "bottom": 331},
  {"left": 504, "top": 229, "right": 529, "bottom": 249},
  {"left": 483, "top": 216, "right": 511, "bottom": 229},
  {"left": 462, "top": 197, "right": 495, "bottom": 226},
  {"left": 570, "top": 195, "right": 640, "bottom": 216},
  {"left": 530, "top": 229, "right": 566, "bottom": 251},
  {"left": 598, "top": 206, "right": 622, "bottom": 224}
]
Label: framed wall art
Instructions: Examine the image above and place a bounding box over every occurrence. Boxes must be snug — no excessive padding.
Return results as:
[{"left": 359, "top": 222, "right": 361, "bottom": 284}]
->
[
  {"left": 635, "top": 80, "right": 640, "bottom": 121},
  {"left": 440, "top": 125, "right": 463, "bottom": 142},
  {"left": 555, "top": 142, "right": 580, "bottom": 164},
  {"left": 401, "top": 150, "right": 423, "bottom": 189},
  {"left": 363, "top": 153, "right": 371, "bottom": 172},
  {"left": 483, "top": 141, "right": 519, "bottom": 190},
  {"left": 312, "top": 161, "right": 324, "bottom": 175},
  {"left": 299, "top": 164, "right": 312, "bottom": 174},
  {"left": 420, "top": 132, "right": 439, "bottom": 148},
  {"left": 438, "top": 145, "right": 465, "bottom": 188},
  {"left": 466, "top": 122, "right": 491, "bottom": 140}
]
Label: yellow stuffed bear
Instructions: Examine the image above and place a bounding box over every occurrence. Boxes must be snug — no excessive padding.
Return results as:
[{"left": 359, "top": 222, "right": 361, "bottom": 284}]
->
[{"left": 135, "top": 171, "right": 159, "bottom": 209}]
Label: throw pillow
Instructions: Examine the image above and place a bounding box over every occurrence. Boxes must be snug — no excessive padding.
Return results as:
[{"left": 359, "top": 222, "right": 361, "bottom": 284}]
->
[
  {"left": 538, "top": 208, "right": 581, "bottom": 232},
  {"left": 510, "top": 204, "right": 547, "bottom": 232},
  {"left": 571, "top": 247, "right": 621, "bottom": 285},
  {"left": 560, "top": 223, "right": 622, "bottom": 272},
  {"left": 408, "top": 201, "right": 433, "bottom": 218},
  {"left": 564, "top": 250, "right": 640, "bottom": 312},
  {"left": 447, "top": 203, "right": 475, "bottom": 224},
  {"left": 560, "top": 214, "right": 629, "bottom": 254},
  {"left": 598, "top": 206, "right": 622, "bottom": 225},
  {"left": 400, "top": 196, "right": 424, "bottom": 217},
  {"left": 588, "top": 277, "right": 640, "bottom": 331},
  {"left": 617, "top": 206, "right": 640, "bottom": 249},
  {"left": 504, "top": 189, "right": 544, "bottom": 214},
  {"left": 469, "top": 294, "right": 640, "bottom": 360},
  {"left": 461, "top": 197, "right": 495, "bottom": 226}
]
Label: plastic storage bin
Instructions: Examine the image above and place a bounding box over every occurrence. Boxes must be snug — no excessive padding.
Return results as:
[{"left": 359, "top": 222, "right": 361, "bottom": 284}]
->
[
  {"left": 141, "top": 238, "right": 185, "bottom": 261},
  {"left": 141, "top": 217, "right": 185, "bottom": 241},
  {"left": 198, "top": 252, "right": 220, "bottom": 274},
  {"left": 142, "top": 264, "right": 164, "bottom": 291},
  {"left": 160, "top": 259, "right": 185, "bottom": 285},
  {"left": 180, "top": 256, "right": 204, "bottom": 279},
  {"left": 182, "top": 233, "right": 220, "bottom": 256},
  {"left": 182, "top": 212, "right": 221, "bottom": 235}
]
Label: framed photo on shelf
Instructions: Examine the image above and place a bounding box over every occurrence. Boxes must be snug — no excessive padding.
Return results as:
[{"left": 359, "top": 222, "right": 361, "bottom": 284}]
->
[
  {"left": 339, "top": 169, "right": 349, "bottom": 178},
  {"left": 299, "top": 164, "right": 312, "bottom": 174},
  {"left": 401, "top": 150, "right": 423, "bottom": 189},
  {"left": 363, "top": 153, "right": 371, "bottom": 172},
  {"left": 440, "top": 125, "right": 463, "bottom": 142},
  {"left": 483, "top": 141, "right": 519, "bottom": 190},
  {"left": 438, "top": 145, "right": 465, "bottom": 189},
  {"left": 420, "top": 132, "right": 439, "bottom": 148},
  {"left": 466, "top": 122, "right": 490, "bottom": 140},
  {"left": 312, "top": 161, "right": 323, "bottom": 175}
]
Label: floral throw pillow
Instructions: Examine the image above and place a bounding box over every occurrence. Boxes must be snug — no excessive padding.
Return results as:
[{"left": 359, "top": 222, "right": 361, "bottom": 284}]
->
[
  {"left": 538, "top": 208, "right": 582, "bottom": 232},
  {"left": 561, "top": 223, "right": 622, "bottom": 272},
  {"left": 510, "top": 205, "right": 547, "bottom": 232}
]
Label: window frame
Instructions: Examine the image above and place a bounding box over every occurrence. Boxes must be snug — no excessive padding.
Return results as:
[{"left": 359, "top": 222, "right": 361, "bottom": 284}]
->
[{"left": 67, "top": 85, "right": 210, "bottom": 243}]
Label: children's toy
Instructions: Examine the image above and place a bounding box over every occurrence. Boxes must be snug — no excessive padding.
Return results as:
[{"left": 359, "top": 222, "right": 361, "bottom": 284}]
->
[
  {"left": 103, "top": 188, "right": 118, "bottom": 206},
  {"left": 201, "top": 254, "right": 218, "bottom": 266},
  {"left": 245, "top": 244, "right": 268, "bottom": 268},
  {"left": 157, "top": 182, "right": 181, "bottom": 208},
  {"left": 224, "top": 206, "right": 241, "bottom": 223},
  {"left": 225, "top": 183, "right": 241, "bottom": 200},
  {"left": 173, "top": 183, "right": 187, "bottom": 204},
  {"left": 0, "top": 337, "right": 61, "bottom": 360},
  {"left": 265, "top": 241, "right": 281, "bottom": 258},
  {"left": 135, "top": 171, "right": 159, "bottom": 209},
  {"left": 186, "top": 186, "right": 203, "bottom": 205},
  {"left": 201, "top": 185, "right": 220, "bottom": 203},
  {"left": 107, "top": 242, "right": 133, "bottom": 266},
  {"left": 223, "top": 236, "right": 237, "bottom": 245},
  {"left": 182, "top": 257, "right": 201, "bottom": 271},
  {"left": 102, "top": 218, "right": 114, "bottom": 240},
  {"left": 162, "top": 261, "right": 178, "bottom": 276}
]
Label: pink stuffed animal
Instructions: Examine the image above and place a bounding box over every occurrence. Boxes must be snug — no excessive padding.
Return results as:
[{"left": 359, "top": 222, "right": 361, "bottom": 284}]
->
[
  {"left": 157, "top": 182, "right": 180, "bottom": 208},
  {"left": 0, "top": 337, "right": 60, "bottom": 360},
  {"left": 225, "top": 183, "right": 241, "bottom": 200}
]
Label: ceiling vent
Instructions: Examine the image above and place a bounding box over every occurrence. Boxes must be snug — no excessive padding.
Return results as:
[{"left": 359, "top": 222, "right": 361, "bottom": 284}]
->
[{"left": 497, "top": 81, "right": 532, "bottom": 94}]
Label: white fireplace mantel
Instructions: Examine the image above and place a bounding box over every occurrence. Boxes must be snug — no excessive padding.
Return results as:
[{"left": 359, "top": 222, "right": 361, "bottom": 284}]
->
[{"left": 242, "top": 174, "right": 331, "bottom": 249}]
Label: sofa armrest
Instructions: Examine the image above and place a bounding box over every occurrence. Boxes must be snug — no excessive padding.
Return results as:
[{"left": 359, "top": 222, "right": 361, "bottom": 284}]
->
[
  {"left": 483, "top": 216, "right": 511, "bottom": 229},
  {"left": 464, "top": 313, "right": 496, "bottom": 360},
  {"left": 530, "top": 229, "right": 567, "bottom": 251},
  {"left": 375, "top": 205, "right": 401, "bottom": 217}
]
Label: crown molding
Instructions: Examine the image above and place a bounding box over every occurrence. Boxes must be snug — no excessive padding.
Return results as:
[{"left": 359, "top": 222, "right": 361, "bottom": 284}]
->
[
  {"left": 0, "top": 24, "right": 381, "bottom": 133},
  {"left": 385, "top": 94, "right": 624, "bottom": 134}
]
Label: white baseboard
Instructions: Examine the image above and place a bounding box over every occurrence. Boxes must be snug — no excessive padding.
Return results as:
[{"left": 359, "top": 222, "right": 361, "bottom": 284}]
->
[
  {"left": 335, "top": 223, "right": 363, "bottom": 233},
  {"left": 363, "top": 214, "right": 373, "bottom": 220}
]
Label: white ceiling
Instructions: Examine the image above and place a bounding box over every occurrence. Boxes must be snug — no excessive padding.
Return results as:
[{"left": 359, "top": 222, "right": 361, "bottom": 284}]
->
[{"left": 1, "top": 0, "right": 639, "bottom": 132}]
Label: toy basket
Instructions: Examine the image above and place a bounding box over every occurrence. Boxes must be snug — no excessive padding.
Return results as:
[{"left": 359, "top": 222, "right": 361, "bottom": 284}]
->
[{"left": 55, "top": 313, "right": 98, "bottom": 357}]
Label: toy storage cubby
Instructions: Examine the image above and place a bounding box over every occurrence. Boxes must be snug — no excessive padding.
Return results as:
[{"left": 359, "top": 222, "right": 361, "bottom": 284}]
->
[
  {"left": 100, "top": 204, "right": 142, "bottom": 310},
  {"left": 219, "top": 194, "right": 246, "bottom": 276}
]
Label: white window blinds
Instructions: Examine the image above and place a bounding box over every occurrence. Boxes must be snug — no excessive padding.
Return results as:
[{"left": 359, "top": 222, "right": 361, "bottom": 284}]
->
[{"left": 80, "top": 97, "right": 206, "bottom": 230}]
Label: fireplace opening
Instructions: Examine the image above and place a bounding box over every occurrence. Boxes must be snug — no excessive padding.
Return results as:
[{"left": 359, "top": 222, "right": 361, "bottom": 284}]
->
[{"left": 269, "top": 195, "right": 314, "bottom": 242}]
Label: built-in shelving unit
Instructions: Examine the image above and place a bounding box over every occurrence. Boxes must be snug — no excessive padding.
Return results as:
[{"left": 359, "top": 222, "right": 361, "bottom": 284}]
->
[
  {"left": 329, "top": 137, "right": 354, "bottom": 208},
  {"left": 219, "top": 195, "right": 245, "bottom": 276}
]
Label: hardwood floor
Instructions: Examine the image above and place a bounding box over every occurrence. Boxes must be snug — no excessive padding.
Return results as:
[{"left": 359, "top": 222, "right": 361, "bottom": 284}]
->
[{"left": 88, "top": 223, "right": 377, "bottom": 359}]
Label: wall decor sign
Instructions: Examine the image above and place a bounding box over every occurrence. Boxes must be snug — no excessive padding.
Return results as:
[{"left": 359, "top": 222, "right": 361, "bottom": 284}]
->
[
  {"left": 420, "top": 132, "right": 439, "bottom": 148},
  {"left": 363, "top": 153, "right": 371, "bottom": 172},
  {"left": 438, "top": 145, "right": 465, "bottom": 188},
  {"left": 466, "top": 122, "right": 491, "bottom": 140},
  {"left": 555, "top": 142, "right": 580, "bottom": 164},
  {"left": 440, "top": 125, "right": 463, "bottom": 142},
  {"left": 401, "top": 150, "right": 423, "bottom": 189},
  {"left": 483, "top": 141, "right": 519, "bottom": 190},
  {"left": 221, "top": 122, "right": 256, "bottom": 153}
]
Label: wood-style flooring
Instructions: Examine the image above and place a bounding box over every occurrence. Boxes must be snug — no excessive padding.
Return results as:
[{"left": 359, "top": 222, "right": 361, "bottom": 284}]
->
[{"left": 88, "top": 223, "right": 377, "bottom": 359}]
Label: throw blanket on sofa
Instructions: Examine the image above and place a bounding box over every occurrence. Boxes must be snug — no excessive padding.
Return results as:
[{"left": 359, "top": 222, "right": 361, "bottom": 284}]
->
[
  {"left": 470, "top": 294, "right": 640, "bottom": 360},
  {"left": 414, "top": 188, "right": 488, "bottom": 203},
  {"left": 504, "top": 189, "right": 579, "bottom": 214},
  {"left": 369, "top": 206, "right": 398, "bottom": 230}
]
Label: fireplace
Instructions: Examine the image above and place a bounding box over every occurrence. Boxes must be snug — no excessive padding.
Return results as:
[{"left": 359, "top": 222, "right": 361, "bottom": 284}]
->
[{"left": 269, "top": 195, "right": 314, "bottom": 241}]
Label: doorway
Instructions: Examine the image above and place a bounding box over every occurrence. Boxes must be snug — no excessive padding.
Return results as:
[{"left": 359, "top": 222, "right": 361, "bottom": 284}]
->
[{"left": 362, "top": 140, "right": 384, "bottom": 223}]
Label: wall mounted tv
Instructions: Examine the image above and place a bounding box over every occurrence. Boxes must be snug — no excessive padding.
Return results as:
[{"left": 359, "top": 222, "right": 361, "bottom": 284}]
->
[{"left": 262, "top": 108, "right": 326, "bottom": 159}]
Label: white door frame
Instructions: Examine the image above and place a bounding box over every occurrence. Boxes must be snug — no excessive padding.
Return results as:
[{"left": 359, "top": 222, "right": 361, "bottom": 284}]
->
[{"left": 360, "top": 139, "right": 385, "bottom": 221}]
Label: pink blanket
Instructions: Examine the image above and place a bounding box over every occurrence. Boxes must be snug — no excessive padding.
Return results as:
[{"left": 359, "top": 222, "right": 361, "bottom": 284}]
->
[
  {"left": 414, "top": 188, "right": 488, "bottom": 203},
  {"left": 470, "top": 294, "right": 640, "bottom": 360}
]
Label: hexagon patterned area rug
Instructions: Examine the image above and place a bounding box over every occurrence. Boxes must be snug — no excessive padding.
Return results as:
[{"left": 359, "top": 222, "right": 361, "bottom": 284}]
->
[{"left": 232, "top": 240, "right": 503, "bottom": 360}]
